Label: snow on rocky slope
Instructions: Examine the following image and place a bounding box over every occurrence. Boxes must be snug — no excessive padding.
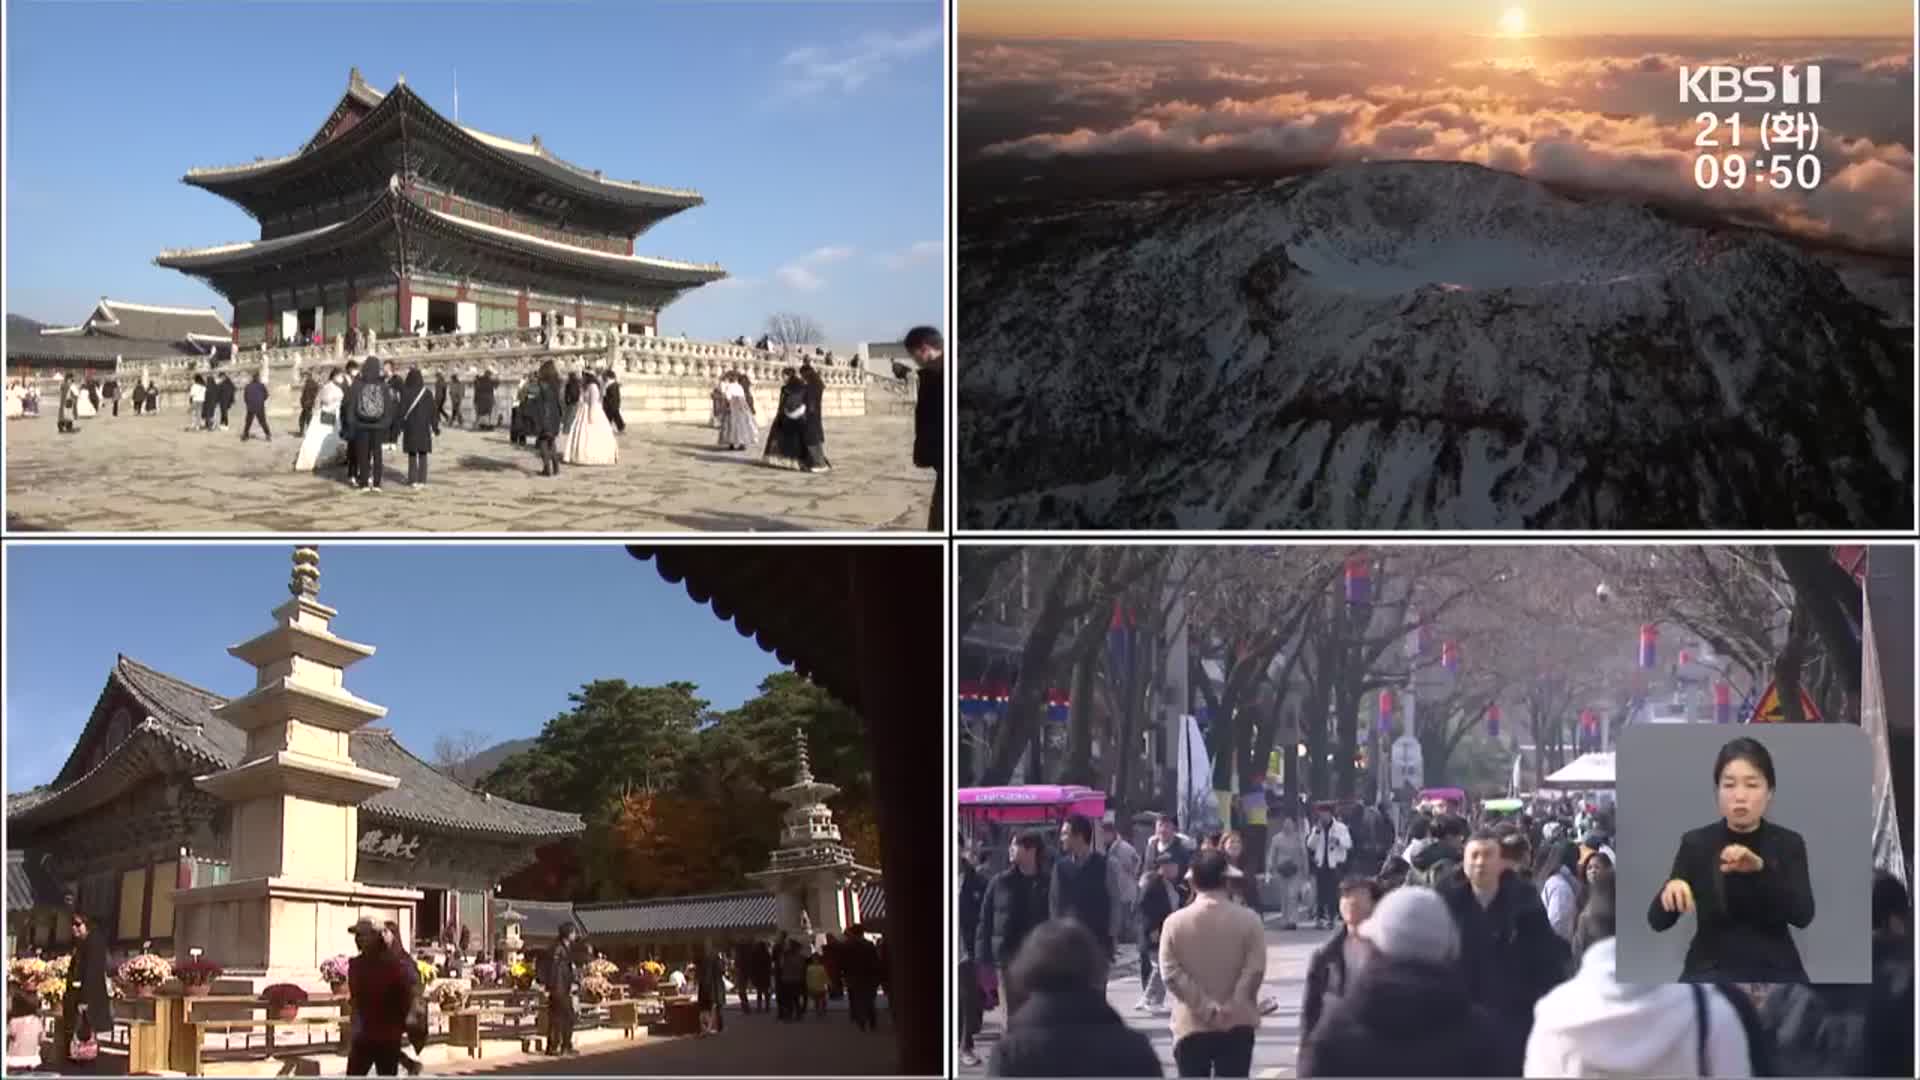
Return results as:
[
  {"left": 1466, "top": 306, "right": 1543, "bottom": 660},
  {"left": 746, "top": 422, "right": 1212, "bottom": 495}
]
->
[{"left": 959, "top": 161, "right": 1912, "bottom": 530}]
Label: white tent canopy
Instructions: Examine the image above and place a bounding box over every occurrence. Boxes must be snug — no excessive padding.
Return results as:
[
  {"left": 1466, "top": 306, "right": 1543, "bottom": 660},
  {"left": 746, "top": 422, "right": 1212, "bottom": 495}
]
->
[{"left": 1542, "top": 752, "right": 1616, "bottom": 790}]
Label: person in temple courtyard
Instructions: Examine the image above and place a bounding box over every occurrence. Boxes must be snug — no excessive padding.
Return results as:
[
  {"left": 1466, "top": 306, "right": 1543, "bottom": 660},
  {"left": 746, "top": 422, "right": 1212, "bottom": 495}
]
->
[
  {"left": 905, "top": 325, "right": 943, "bottom": 530},
  {"left": 602, "top": 368, "right": 626, "bottom": 433},
  {"left": 342, "top": 356, "right": 396, "bottom": 492},
  {"left": 299, "top": 371, "right": 320, "bottom": 434},
  {"left": 399, "top": 367, "right": 441, "bottom": 487},
  {"left": 215, "top": 371, "right": 236, "bottom": 430},
  {"left": 474, "top": 369, "right": 498, "bottom": 431}
]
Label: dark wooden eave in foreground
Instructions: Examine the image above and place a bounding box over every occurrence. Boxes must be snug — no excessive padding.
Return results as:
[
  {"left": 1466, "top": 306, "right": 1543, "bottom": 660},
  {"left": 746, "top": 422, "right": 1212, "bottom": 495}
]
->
[
  {"left": 627, "top": 545, "right": 941, "bottom": 1076},
  {"left": 182, "top": 77, "right": 702, "bottom": 233}
]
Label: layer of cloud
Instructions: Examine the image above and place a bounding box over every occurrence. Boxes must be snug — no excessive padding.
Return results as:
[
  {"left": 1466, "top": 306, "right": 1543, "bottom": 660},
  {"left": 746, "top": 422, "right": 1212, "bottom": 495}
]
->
[
  {"left": 960, "top": 36, "right": 1915, "bottom": 252},
  {"left": 782, "top": 25, "right": 942, "bottom": 97},
  {"left": 879, "top": 239, "right": 944, "bottom": 269},
  {"left": 774, "top": 245, "right": 856, "bottom": 292}
]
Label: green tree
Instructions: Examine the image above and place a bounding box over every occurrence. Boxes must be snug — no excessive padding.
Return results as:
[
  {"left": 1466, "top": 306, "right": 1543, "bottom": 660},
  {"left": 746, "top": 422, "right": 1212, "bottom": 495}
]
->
[{"left": 480, "top": 680, "right": 708, "bottom": 814}]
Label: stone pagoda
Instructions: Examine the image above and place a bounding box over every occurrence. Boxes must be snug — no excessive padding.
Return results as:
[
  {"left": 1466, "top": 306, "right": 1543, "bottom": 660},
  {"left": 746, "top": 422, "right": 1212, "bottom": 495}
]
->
[
  {"left": 748, "top": 729, "right": 878, "bottom": 944},
  {"left": 170, "top": 546, "right": 422, "bottom": 991}
]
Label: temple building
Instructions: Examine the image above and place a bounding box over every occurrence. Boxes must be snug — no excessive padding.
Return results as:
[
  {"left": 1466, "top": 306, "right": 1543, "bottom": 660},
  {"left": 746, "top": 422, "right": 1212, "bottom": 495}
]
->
[
  {"left": 5, "top": 652, "right": 582, "bottom": 960},
  {"left": 5, "top": 300, "right": 232, "bottom": 374},
  {"left": 156, "top": 67, "right": 726, "bottom": 348}
]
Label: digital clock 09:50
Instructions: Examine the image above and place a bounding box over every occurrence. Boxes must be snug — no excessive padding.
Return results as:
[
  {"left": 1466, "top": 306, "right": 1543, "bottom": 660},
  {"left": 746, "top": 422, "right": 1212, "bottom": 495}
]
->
[{"left": 1694, "top": 153, "right": 1822, "bottom": 191}]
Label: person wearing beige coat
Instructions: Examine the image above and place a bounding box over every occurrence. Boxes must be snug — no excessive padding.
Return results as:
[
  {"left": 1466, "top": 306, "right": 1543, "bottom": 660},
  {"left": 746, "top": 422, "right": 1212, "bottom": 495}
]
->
[{"left": 1159, "top": 849, "right": 1267, "bottom": 1076}]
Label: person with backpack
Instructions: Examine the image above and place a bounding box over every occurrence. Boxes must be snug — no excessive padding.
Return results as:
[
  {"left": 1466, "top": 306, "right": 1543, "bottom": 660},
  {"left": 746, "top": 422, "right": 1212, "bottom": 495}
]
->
[
  {"left": 1526, "top": 874, "right": 1759, "bottom": 1077},
  {"left": 1407, "top": 815, "right": 1468, "bottom": 891},
  {"left": 398, "top": 369, "right": 440, "bottom": 488},
  {"left": 342, "top": 356, "right": 396, "bottom": 492}
]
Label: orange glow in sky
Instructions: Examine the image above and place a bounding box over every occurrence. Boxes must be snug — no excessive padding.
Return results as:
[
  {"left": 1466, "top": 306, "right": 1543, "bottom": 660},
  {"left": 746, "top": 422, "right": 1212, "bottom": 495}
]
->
[{"left": 961, "top": 0, "right": 1913, "bottom": 40}]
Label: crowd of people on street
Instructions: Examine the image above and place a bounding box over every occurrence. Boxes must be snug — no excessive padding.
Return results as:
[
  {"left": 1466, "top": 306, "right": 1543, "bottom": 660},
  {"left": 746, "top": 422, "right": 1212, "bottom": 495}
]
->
[{"left": 958, "top": 778, "right": 1914, "bottom": 1079}]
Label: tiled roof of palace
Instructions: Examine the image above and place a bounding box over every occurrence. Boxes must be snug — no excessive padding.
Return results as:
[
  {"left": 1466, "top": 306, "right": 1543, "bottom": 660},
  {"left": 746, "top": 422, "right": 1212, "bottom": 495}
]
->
[
  {"left": 5, "top": 849, "right": 66, "bottom": 912},
  {"left": 6, "top": 300, "right": 231, "bottom": 364},
  {"left": 9, "top": 655, "right": 581, "bottom": 841},
  {"left": 186, "top": 75, "right": 702, "bottom": 211},
  {"left": 156, "top": 189, "right": 725, "bottom": 286},
  {"left": 570, "top": 885, "right": 887, "bottom": 938}
]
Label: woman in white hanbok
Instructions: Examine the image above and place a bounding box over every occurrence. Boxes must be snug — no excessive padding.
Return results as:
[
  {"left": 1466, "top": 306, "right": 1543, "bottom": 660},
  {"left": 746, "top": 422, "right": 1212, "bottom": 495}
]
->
[
  {"left": 294, "top": 370, "right": 350, "bottom": 471},
  {"left": 4, "top": 380, "right": 24, "bottom": 420},
  {"left": 561, "top": 373, "right": 620, "bottom": 465}
]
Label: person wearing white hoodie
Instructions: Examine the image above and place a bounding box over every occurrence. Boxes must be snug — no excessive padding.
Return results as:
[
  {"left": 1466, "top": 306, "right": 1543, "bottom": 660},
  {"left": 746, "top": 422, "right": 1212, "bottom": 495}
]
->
[{"left": 1525, "top": 875, "right": 1755, "bottom": 1078}]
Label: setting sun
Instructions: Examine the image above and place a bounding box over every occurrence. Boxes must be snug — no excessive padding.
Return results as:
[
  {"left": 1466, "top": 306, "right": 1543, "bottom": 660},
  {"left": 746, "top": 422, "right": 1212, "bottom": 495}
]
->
[{"left": 1498, "top": 6, "right": 1529, "bottom": 36}]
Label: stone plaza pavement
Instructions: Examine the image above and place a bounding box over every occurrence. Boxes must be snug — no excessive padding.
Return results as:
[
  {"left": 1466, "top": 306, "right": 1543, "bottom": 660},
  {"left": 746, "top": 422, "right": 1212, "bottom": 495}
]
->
[
  {"left": 3, "top": 412, "right": 935, "bottom": 532},
  {"left": 960, "top": 924, "right": 1323, "bottom": 1079}
]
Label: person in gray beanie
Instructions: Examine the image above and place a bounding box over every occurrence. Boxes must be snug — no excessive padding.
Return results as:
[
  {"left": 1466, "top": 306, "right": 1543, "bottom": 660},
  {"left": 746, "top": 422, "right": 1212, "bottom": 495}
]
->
[{"left": 1298, "top": 887, "right": 1506, "bottom": 1077}]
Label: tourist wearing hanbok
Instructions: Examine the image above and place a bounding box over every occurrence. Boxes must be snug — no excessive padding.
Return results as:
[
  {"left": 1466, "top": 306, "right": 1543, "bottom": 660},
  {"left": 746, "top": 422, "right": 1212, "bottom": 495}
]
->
[
  {"left": 5, "top": 380, "right": 24, "bottom": 420},
  {"left": 295, "top": 369, "right": 349, "bottom": 472},
  {"left": 764, "top": 369, "right": 811, "bottom": 470},
  {"left": 562, "top": 373, "right": 620, "bottom": 466},
  {"left": 718, "top": 375, "right": 758, "bottom": 451},
  {"left": 75, "top": 377, "right": 98, "bottom": 419},
  {"left": 799, "top": 365, "right": 831, "bottom": 472}
]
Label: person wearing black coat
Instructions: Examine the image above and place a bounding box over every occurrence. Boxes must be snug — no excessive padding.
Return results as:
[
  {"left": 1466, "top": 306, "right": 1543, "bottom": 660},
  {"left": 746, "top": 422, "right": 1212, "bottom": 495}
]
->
[
  {"left": 545, "top": 925, "right": 579, "bottom": 1055},
  {"left": 1135, "top": 853, "right": 1184, "bottom": 1007},
  {"left": 1301, "top": 878, "right": 1381, "bottom": 1042},
  {"left": 432, "top": 373, "right": 449, "bottom": 424},
  {"left": 904, "top": 325, "right": 943, "bottom": 525},
  {"left": 1050, "top": 813, "right": 1112, "bottom": 954},
  {"left": 104, "top": 377, "right": 120, "bottom": 417},
  {"left": 473, "top": 371, "right": 497, "bottom": 430},
  {"left": 564, "top": 371, "right": 581, "bottom": 410},
  {"left": 799, "top": 364, "right": 830, "bottom": 471},
  {"left": 988, "top": 920, "right": 1162, "bottom": 1078},
  {"left": 384, "top": 371, "right": 406, "bottom": 445},
  {"left": 767, "top": 370, "right": 811, "bottom": 469},
  {"left": 958, "top": 853, "right": 990, "bottom": 1066},
  {"left": 199, "top": 374, "right": 219, "bottom": 431},
  {"left": 976, "top": 834, "right": 1051, "bottom": 976},
  {"left": 398, "top": 369, "right": 440, "bottom": 487},
  {"left": 341, "top": 356, "right": 397, "bottom": 491},
  {"left": 216, "top": 373, "right": 236, "bottom": 428},
  {"left": 532, "top": 362, "right": 566, "bottom": 477},
  {"left": 750, "top": 940, "right": 774, "bottom": 1013},
  {"left": 241, "top": 374, "right": 272, "bottom": 440},
  {"left": 1439, "top": 832, "right": 1571, "bottom": 1073},
  {"left": 1297, "top": 928, "right": 1505, "bottom": 1075},
  {"left": 299, "top": 374, "right": 320, "bottom": 434},
  {"left": 60, "top": 912, "right": 114, "bottom": 1071},
  {"left": 601, "top": 369, "right": 625, "bottom": 433}
]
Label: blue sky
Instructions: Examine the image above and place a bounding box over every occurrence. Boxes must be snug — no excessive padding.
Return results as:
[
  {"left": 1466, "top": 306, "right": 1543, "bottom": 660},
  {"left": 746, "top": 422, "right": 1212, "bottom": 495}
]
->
[
  {"left": 3, "top": 544, "right": 791, "bottom": 791},
  {"left": 3, "top": 0, "right": 945, "bottom": 345}
]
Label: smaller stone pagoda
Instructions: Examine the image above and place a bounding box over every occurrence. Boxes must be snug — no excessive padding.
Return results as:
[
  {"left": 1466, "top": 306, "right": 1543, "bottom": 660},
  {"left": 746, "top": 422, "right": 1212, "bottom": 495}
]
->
[{"left": 747, "top": 729, "right": 877, "bottom": 943}]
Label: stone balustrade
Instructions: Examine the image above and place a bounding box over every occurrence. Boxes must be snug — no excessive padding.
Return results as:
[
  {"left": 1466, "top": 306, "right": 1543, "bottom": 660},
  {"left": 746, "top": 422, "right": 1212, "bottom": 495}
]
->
[{"left": 59, "top": 329, "right": 900, "bottom": 423}]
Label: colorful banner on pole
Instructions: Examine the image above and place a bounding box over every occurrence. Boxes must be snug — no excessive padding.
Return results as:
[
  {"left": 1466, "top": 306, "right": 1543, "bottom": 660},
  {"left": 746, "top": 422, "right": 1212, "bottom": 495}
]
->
[
  {"left": 1714, "top": 682, "right": 1733, "bottom": 724},
  {"left": 1638, "top": 624, "right": 1658, "bottom": 669},
  {"left": 1345, "top": 556, "right": 1371, "bottom": 606}
]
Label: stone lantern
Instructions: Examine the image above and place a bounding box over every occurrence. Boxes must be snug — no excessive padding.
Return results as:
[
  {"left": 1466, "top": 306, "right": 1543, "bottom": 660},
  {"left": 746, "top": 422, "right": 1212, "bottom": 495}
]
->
[{"left": 500, "top": 906, "right": 526, "bottom": 968}]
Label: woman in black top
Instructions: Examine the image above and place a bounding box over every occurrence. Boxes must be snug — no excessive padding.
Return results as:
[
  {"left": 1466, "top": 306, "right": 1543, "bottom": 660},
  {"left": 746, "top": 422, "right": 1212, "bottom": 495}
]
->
[{"left": 1649, "top": 737, "right": 1814, "bottom": 982}]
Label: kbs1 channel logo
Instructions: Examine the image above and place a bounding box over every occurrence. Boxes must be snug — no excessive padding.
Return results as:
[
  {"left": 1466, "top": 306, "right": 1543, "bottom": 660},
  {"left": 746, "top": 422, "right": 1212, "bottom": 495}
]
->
[{"left": 1682, "top": 65, "right": 1825, "bottom": 194}]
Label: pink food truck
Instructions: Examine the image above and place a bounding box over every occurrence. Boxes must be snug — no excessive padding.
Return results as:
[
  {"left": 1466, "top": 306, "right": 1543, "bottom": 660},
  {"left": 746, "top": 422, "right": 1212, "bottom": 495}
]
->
[{"left": 958, "top": 785, "right": 1108, "bottom": 873}]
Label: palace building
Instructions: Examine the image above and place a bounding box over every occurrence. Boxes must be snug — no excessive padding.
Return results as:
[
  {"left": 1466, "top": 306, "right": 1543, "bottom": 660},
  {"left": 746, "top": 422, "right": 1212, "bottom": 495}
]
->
[
  {"left": 156, "top": 67, "right": 726, "bottom": 348},
  {"left": 5, "top": 299, "right": 232, "bottom": 373},
  {"left": 4, "top": 654, "right": 583, "bottom": 959}
]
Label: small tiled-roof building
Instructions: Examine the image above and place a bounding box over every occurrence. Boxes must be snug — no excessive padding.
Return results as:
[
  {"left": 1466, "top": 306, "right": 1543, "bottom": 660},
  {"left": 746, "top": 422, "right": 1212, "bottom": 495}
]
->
[
  {"left": 5, "top": 655, "right": 582, "bottom": 957},
  {"left": 6, "top": 298, "right": 232, "bottom": 372}
]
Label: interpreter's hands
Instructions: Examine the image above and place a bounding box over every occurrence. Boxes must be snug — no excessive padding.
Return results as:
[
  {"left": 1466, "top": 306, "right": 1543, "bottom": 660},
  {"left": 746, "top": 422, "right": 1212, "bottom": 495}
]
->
[
  {"left": 1720, "top": 844, "right": 1765, "bottom": 874},
  {"left": 1659, "top": 878, "right": 1696, "bottom": 914}
]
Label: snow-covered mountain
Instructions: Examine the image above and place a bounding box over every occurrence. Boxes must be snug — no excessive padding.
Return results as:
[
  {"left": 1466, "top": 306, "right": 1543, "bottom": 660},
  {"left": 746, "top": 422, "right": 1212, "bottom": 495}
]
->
[{"left": 959, "top": 161, "right": 1912, "bottom": 529}]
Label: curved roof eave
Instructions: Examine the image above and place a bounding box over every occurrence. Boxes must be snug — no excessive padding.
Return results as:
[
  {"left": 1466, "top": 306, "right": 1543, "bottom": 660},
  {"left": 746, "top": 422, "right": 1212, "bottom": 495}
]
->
[
  {"left": 183, "top": 84, "right": 703, "bottom": 215},
  {"left": 159, "top": 190, "right": 725, "bottom": 288}
]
